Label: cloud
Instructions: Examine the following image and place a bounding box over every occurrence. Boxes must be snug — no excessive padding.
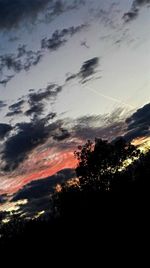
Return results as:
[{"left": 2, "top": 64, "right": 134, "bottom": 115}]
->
[
  {"left": 25, "top": 84, "right": 62, "bottom": 118},
  {"left": 2, "top": 104, "right": 150, "bottom": 199},
  {"left": 134, "top": 0, "right": 150, "bottom": 5},
  {"left": 125, "top": 103, "right": 150, "bottom": 141},
  {"left": 0, "top": 101, "right": 7, "bottom": 110},
  {"left": 0, "top": 75, "right": 14, "bottom": 86},
  {"left": 65, "top": 74, "right": 78, "bottom": 82},
  {"left": 9, "top": 100, "right": 25, "bottom": 111},
  {"left": 122, "top": 10, "right": 138, "bottom": 23},
  {"left": 0, "top": 54, "right": 22, "bottom": 73},
  {"left": 1, "top": 119, "right": 50, "bottom": 171},
  {"left": 43, "top": 0, "right": 85, "bottom": 24},
  {"left": 6, "top": 110, "right": 23, "bottom": 117},
  {"left": 0, "top": 48, "right": 43, "bottom": 85},
  {"left": 1, "top": 102, "right": 150, "bottom": 207},
  {"left": 0, "top": 194, "right": 7, "bottom": 204},
  {"left": 0, "top": 0, "right": 51, "bottom": 30},
  {"left": 0, "top": 0, "right": 86, "bottom": 31},
  {"left": 53, "top": 128, "right": 71, "bottom": 141},
  {"left": 4, "top": 84, "right": 62, "bottom": 120},
  {"left": 0, "top": 107, "right": 125, "bottom": 173},
  {"left": 25, "top": 103, "right": 45, "bottom": 118},
  {"left": 9, "top": 168, "right": 75, "bottom": 217},
  {"left": 6, "top": 99, "right": 25, "bottom": 117},
  {"left": 71, "top": 109, "right": 126, "bottom": 142},
  {"left": 0, "top": 123, "right": 12, "bottom": 140},
  {"left": 78, "top": 57, "right": 99, "bottom": 82},
  {"left": 13, "top": 168, "right": 75, "bottom": 200},
  {"left": 41, "top": 24, "right": 87, "bottom": 51},
  {"left": 0, "top": 24, "right": 86, "bottom": 85},
  {"left": 123, "top": 0, "right": 150, "bottom": 22},
  {"left": 66, "top": 57, "right": 100, "bottom": 84},
  {"left": 28, "top": 84, "right": 61, "bottom": 103}
]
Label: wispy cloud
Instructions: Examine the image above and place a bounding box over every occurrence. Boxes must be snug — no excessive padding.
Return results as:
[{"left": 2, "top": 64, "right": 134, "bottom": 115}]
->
[
  {"left": 25, "top": 84, "right": 62, "bottom": 119},
  {"left": 41, "top": 24, "right": 87, "bottom": 51},
  {"left": 66, "top": 57, "right": 100, "bottom": 84},
  {"left": 0, "top": 47, "right": 43, "bottom": 85},
  {"left": 0, "top": 24, "right": 87, "bottom": 85},
  {"left": 123, "top": 0, "right": 150, "bottom": 22},
  {"left": 0, "top": 101, "right": 7, "bottom": 110}
]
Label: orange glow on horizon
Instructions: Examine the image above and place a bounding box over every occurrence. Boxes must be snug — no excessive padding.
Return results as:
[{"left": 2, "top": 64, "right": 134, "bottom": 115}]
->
[
  {"left": 131, "top": 136, "right": 150, "bottom": 151},
  {"left": 0, "top": 150, "right": 78, "bottom": 195},
  {"left": 2, "top": 135, "right": 150, "bottom": 197}
]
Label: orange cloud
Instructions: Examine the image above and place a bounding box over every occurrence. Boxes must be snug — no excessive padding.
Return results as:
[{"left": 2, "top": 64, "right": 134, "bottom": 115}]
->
[{"left": 0, "top": 149, "right": 77, "bottom": 195}]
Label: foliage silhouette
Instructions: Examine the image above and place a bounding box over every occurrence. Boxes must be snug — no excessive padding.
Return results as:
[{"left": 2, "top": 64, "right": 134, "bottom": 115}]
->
[
  {"left": 0, "top": 138, "right": 150, "bottom": 253},
  {"left": 74, "top": 138, "right": 140, "bottom": 191}
]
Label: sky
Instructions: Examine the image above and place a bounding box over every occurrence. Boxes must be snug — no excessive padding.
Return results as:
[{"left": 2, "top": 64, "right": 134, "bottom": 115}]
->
[{"left": 0, "top": 0, "right": 150, "bottom": 217}]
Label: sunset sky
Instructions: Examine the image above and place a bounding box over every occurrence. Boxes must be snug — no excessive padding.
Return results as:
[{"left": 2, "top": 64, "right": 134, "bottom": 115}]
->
[{"left": 0, "top": 0, "right": 150, "bottom": 216}]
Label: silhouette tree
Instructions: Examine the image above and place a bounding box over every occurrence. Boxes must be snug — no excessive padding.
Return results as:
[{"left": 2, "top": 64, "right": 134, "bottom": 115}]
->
[
  {"left": 1, "top": 138, "right": 150, "bottom": 251},
  {"left": 75, "top": 138, "right": 140, "bottom": 191}
]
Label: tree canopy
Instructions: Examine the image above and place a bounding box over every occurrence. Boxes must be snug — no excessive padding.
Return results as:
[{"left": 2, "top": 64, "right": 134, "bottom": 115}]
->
[{"left": 74, "top": 138, "right": 140, "bottom": 191}]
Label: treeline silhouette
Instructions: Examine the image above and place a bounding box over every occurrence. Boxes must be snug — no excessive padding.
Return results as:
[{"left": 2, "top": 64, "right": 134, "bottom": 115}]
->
[{"left": 0, "top": 138, "right": 150, "bottom": 252}]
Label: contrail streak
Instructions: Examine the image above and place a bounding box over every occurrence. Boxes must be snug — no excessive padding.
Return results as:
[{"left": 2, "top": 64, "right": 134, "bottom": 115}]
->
[{"left": 83, "top": 85, "right": 135, "bottom": 109}]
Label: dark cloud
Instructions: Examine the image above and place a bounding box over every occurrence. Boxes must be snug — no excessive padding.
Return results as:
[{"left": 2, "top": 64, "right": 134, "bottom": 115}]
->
[
  {"left": 1, "top": 119, "right": 51, "bottom": 171},
  {"left": 0, "top": 44, "right": 43, "bottom": 86},
  {"left": 13, "top": 169, "right": 75, "bottom": 201},
  {"left": 1, "top": 112, "right": 68, "bottom": 171},
  {"left": 2, "top": 103, "right": 144, "bottom": 176},
  {"left": 9, "top": 100, "right": 25, "bottom": 111},
  {"left": 0, "top": 54, "right": 22, "bottom": 73},
  {"left": 6, "top": 99, "right": 25, "bottom": 117},
  {"left": 41, "top": 24, "right": 87, "bottom": 51},
  {"left": 23, "top": 51, "right": 43, "bottom": 71},
  {"left": 0, "top": 75, "right": 14, "bottom": 86},
  {"left": 65, "top": 74, "right": 78, "bottom": 82},
  {"left": 28, "top": 84, "right": 61, "bottom": 103},
  {"left": 125, "top": 103, "right": 150, "bottom": 141},
  {"left": 72, "top": 111, "right": 126, "bottom": 142},
  {"left": 0, "top": 23, "right": 86, "bottom": 85},
  {"left": 0, "top": 116, "right": 69, "bottom": 171},
  {"left": 0, "top": 123, "right": 12, "bottom": 140},
  {"left": 123, "top": 0, "right": 150, "bottom": 22},
  {"left": 25, "top": 102, "right": 45, "bottom": 118},
  {"left": 134, "top": 0, "right": 150, "bottom": 5},
  {"left": 78, "top": 57, "right": 99, "bottom": 82},
  {"left": 0, "top": 194, "right": 7, "bottom": 204},
  {"left": 45, "top": 112, "right": 57, "bottom": 121},
  {"left": 25, "top": 84, "right": 62, "bottom": 118},
  {"left": 65, "top": 57, "right": 100, "bottom": 84},
  {"left": 53, "top": 128, "right": 71, "bottom": 141},
  {"left": 41, "top": 33, "right": 66, "bottom": 51},
  {"left": 51, "top": 105, "right": 150, "bottom": 149},
  {"left": 4, "top": 84, "right": 62, "bottom": 120},
  {"left": 0, "top": 0, "right": 86, "bottom": 32},
  {"left": 0, "top": 101, "right": 7, "bottom": 110},
  {"left": 0, "top": 48, "right": 42, "bottom": 82},
  {"left": 44, "top": 0, "right": 85, "bottom": 24},
  {"left": 0, "top": 0, "right": 51, "bottom": 30},
  {"left": 2, "top": 103, "right": 149, "bottom": 178},
  {"left": 6, "top": 110, "right": 22, "bottom": 117},
  {"left": 122, "top": 10, "right": 138, "bottom": 22},
  {"left": 12, "top": 168, "right": 75, "bottom": 217}
]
